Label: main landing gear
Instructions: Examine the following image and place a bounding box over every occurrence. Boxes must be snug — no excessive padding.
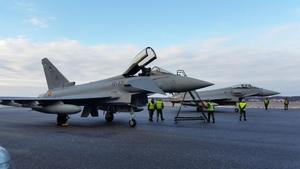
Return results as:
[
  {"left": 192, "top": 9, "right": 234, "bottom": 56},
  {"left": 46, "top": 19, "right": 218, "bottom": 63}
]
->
[
  {"left": 57, "top": 113, "right": 69, "bottom": 126},
  {"left": 105, "top": 110, "right": 136, "bottom": 127},
  {"left": 105, "top": 111, "right": 114, "bottom": 122}
]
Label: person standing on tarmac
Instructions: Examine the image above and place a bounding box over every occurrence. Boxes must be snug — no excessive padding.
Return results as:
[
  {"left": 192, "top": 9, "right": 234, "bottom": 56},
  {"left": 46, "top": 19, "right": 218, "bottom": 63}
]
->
[
  {"left": 147, "top": 99, "right": 155, "bottom": 122},
  {"left": 207, "top": 100, "right": 215, "bottom": 123},
  {"left": 155, "top": 98, "right": 165, "bottom": 122},
  {"left": 239, "top": 99, "right": 247, "bottom": 121},
  {"left": 284, "top": 97, "right": 289, "bottom": 110},
  {"left": 264, "top": 97, "right": 270, "bottom": 110}
]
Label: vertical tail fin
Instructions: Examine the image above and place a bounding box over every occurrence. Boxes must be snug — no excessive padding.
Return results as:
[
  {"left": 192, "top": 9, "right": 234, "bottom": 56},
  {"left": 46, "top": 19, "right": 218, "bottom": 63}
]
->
[{"left": 42, "top": 58, "right": 75, "bottom": 90}]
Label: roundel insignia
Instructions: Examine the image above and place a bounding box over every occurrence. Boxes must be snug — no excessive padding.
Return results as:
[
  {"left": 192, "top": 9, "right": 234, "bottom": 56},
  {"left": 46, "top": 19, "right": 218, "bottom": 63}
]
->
[{"left": 47, "top": 90, "right": 53, "bottom": 96}]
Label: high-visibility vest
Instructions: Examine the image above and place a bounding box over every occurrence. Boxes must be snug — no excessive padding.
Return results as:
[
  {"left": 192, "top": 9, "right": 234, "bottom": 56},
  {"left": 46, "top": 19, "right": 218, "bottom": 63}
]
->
[
  {"left": 239, "top": 102, "right": 247, "bottom": 110},
  {"left": 207, "top": 102, "right": 214, "bottom": 111},
  {"left": 148, "top": 102, "right": 155, "bottom": 110},
  {"left": 284, "top": 99, "right": 289, "bottom": 105},
  {"left": 156, "top": 100, "right": 164, "bottom": 110},
  {"left": 264, "top": 99, "right": 269, "bottom": 104}
]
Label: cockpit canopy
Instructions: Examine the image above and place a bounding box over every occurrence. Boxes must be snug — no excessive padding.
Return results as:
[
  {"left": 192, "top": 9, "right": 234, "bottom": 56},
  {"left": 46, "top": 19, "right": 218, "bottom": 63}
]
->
[
  {"left": 232, "top": 84, "right": 257, "bottom": 89},
  {"left": 123, "top": 47, "right": 157, "bottom": 77},
  {"left": 151, "top": 66, "right": 173, "bottom": 75}
]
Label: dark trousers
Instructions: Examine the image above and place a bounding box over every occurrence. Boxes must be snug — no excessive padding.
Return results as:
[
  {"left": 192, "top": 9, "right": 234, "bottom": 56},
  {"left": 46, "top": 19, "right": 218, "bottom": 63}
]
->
[
  {"left": 240, "top": 110, "right": 246, "bottom": 121},
  {"left": 148, "top": 110, "right": 154, "bottom": 121},
  {"left": 207, "top": 111, "right": 215, "bottom": 123},
  {"left": 264, "top": 103, "right": 269, "bottom": 110},
  {"left": 284, "top": 104, "right": 288, "bottom": 110},
  {"left": 156, "top": 109, "right": 164, "bottom": 121}
]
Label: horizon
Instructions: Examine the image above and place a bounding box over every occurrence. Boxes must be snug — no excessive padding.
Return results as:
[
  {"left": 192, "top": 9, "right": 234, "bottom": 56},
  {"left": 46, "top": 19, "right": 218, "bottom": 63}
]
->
[{"left": 0, "top": 0, "right": 300, "bottom": 96}]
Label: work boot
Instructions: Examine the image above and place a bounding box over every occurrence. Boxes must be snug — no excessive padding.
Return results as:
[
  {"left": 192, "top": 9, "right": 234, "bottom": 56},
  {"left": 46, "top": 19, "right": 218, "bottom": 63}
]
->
[{"left": 61, "top": 123, "right": 69, "bottom": 127}]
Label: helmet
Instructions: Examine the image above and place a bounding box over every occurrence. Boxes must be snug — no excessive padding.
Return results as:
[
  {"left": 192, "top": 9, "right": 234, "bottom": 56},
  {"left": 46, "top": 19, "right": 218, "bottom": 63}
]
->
[{"left": 0, "top": 146, "right": 11, "bottom": 169}]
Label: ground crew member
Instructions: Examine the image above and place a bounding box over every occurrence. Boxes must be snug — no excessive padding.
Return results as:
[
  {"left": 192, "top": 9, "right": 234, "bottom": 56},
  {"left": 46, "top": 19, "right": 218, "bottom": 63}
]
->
[
  {"left": 147, "top": 99, "right": 155, "bottom": 122},
  {"left": 239, "top": 100, "right": 247, "bottom": 121},
  {"left": 155, "top": 98, "right": 165, "bottom": 122},
  {"left": 284, "top": 97, "right": 289, "bottom": 110},
  {"left": 207, "top": 100, "right": 215, "bottom": 123},
  {"left": 264, "top": 97, "right": 270, "bottom": 110}
]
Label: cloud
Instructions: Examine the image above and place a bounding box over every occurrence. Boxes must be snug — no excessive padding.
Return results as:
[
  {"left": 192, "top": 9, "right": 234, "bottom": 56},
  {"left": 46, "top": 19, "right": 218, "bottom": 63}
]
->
[
  {"left": 13, "top": 0, "right": 54, "bottom": 28},
  {"left": 28, "top": 17, "right": 48, "bottom": 28},
  {"left": 0, "top": 23, "right": 300, "bottom": 96}
]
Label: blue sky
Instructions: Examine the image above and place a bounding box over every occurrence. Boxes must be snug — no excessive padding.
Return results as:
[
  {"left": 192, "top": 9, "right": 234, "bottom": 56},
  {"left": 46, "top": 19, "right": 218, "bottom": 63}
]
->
[
  {"left": 1, "top": 0, "right": 300, "bottom": 45},
  {"left": 0, "top": 0, "right": 300, "bottom": 96}
]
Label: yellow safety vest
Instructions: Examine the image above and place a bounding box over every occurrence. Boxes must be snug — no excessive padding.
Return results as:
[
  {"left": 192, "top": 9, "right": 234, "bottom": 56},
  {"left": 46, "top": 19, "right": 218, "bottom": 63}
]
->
[
  {"left": 284, "top": 99, "right": 289, "bottom": 105},
  {"left": 264, "top": 99, "right": 269, "bottom": 104},
  {"left": 148, "top": 102, "right": 155, "bottom": 110},
  {"left": 207, "top": 102, "right": 214, "bottom": 111},
  {"left": 156, "top": 100, "right": 164, "bottom": 110},
  {"left": 239, "top": 102, "right": 247, "bottom": 110}
]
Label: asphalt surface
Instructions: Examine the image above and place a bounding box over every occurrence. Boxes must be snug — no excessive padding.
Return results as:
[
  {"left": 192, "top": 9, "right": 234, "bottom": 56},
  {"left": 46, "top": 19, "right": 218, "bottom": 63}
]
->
[{"left": 0, "top": 106, "right": 300, "bottom": 169}]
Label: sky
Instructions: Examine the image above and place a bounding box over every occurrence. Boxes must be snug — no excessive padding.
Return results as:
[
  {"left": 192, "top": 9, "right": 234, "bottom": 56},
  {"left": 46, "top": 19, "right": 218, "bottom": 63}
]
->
[{"left": 0, "top": 0, "right": 300, "bottom": 96}]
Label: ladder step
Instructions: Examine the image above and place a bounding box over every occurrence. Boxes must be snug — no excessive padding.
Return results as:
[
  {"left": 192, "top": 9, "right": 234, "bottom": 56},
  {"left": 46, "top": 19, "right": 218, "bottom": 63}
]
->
[{"left": 175, "top": 116, "right": 206, "bottom": 121}]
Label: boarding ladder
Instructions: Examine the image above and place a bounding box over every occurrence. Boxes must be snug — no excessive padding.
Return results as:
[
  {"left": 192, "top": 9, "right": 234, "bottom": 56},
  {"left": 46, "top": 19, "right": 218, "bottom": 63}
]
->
[{"left": 174, "top": 70, "right": 207, "bottom": 122}]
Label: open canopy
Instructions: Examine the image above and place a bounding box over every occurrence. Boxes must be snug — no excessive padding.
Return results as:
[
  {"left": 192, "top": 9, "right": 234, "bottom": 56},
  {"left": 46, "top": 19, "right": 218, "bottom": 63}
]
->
[{"left": 123, "top": 47, "right": 157, "bottom": 77}]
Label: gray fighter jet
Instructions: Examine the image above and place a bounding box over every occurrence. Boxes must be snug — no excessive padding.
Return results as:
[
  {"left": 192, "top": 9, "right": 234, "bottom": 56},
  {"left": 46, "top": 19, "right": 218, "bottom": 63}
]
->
[
  {"left": 171, "top": 84, "right": 279, "bottom": 112},
  {"left": 0, "top": 47, "right": 213, "bottom": 127}
]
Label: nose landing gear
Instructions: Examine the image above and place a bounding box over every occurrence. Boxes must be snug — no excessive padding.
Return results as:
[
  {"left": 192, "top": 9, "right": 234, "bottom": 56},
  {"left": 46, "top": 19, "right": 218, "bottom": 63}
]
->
[{"left": 129, "top": 108, "right": 136, "bottom": 127}]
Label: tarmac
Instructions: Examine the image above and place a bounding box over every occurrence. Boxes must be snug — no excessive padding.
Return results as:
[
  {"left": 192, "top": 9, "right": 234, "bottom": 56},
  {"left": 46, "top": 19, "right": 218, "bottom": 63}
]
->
[{"left": 0, "top": 106, "right": 300, "bottom": 169}]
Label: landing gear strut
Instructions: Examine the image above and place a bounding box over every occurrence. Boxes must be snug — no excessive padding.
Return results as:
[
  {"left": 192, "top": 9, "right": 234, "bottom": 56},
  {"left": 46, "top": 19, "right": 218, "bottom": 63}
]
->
[
  {"left": 105, "top": 111, "right": 114, "bottom": 122},
  {"left": 129, "top": 108, "right": 136, "bottom": 127},
  {"left": 57, "top": 113, "right": 69, "bottom": 126}
]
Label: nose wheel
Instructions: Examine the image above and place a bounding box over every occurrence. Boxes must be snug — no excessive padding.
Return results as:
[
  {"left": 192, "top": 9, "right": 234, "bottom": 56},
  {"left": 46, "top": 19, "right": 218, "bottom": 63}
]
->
[
  {"left": 234, "top": 108, "right": 239, "bottom": 113},
  {"left": 129, "top": 108, "right": 136, "bottom": 127},
  {"left": 129, "top": 119, "right": 136, "bottom": 127}
]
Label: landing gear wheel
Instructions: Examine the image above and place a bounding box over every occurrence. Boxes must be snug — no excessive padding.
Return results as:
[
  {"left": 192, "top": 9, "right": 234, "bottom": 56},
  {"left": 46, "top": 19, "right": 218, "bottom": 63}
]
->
[
  {"left": 105, "top": 112, "right": 114, "bottom": 122},
  {"left": 57, "top": 114, "right": 69, "bottom": 126},
  {"left": 235, "top": 108, "right": 239, "bottom": 113},
  {"left": 129, "top": 119, "right": 136, "bottom": 127}
]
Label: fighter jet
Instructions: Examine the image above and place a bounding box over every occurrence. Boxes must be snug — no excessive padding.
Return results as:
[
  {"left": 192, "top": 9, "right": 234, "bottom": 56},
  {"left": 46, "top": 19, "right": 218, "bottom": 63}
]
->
[
  {"left": 171, "top": 84, "right": 279, "bottom": 112},
  {"left": 0, "top": 47, "right": 213, "bottom": 127}
]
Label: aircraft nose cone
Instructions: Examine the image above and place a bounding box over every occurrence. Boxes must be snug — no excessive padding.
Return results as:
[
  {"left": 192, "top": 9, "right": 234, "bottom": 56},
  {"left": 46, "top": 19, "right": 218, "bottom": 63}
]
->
[
  {"left": 175, "top": 76, "right": 213, "bottom": 92},
  {"left": 261, "top": 89, "right": 280, "bottom": 96}
]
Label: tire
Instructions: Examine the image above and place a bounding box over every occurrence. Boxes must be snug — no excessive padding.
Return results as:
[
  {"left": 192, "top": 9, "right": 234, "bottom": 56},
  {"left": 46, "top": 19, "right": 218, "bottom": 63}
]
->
[
  {"left": 129, "top": 119, "right": 136, "bottom": 127},
  {"left": 57, "top": 114, "right": 68, "bottom": 126},
  {"left": 105, "top": 112, "right": 114, "bottom": 122},
  {"left": 235, "top": 108, "right": 239, "bottom": 113}
]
